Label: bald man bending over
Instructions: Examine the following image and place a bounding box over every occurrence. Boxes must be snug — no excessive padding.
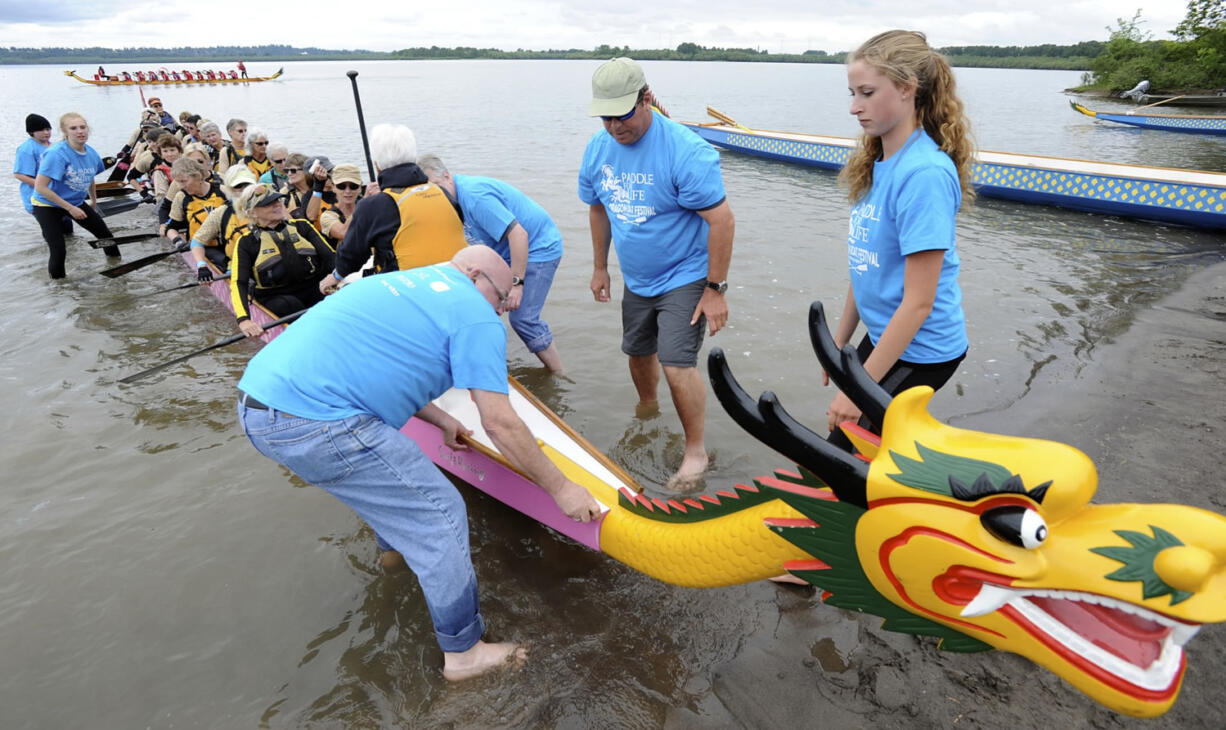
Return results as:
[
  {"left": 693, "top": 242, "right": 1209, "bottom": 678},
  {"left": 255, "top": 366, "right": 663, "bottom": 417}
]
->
[{"left": 237, "top": 245, "right": 601, "bottom": 681}]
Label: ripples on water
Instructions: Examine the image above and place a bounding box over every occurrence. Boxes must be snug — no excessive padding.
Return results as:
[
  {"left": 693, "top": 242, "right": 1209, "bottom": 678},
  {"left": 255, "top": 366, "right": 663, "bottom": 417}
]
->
[{"left": 0, "top": 61, "right": 1223, "bottom": 728}]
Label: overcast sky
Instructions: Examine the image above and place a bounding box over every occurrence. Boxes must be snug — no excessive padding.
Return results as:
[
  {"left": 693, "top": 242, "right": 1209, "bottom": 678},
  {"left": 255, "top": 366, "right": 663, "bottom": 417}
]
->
[{"left": 0, "top": 1, "right": 1193, "bottom": 54}]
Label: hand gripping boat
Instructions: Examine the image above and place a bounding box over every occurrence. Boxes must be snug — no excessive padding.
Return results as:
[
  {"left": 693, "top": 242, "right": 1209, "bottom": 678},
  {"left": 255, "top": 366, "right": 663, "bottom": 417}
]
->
[{"left": 402, "top": 300, "right": 1226, "bottom": 718}]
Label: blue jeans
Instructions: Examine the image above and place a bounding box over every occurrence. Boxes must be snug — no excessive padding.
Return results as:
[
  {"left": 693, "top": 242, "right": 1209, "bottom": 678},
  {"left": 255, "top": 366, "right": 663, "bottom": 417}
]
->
[
  {"left": 237, "top": 398, "right": 485, "bottom": 652},
  {"left": 508, "top": 257, "right": 559, "bottom": 353}
]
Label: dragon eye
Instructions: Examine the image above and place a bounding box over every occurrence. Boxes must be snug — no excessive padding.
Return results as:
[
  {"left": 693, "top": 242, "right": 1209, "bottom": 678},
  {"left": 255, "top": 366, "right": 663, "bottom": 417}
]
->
[{"left": 981, "top": 506, "right": 1048, "bottom": 549}]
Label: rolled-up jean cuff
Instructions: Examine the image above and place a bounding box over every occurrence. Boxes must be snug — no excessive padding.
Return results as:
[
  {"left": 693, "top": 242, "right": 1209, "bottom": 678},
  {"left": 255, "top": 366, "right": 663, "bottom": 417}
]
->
[{"left": 436, "top": 612, "right": 486, "bottom": 653}]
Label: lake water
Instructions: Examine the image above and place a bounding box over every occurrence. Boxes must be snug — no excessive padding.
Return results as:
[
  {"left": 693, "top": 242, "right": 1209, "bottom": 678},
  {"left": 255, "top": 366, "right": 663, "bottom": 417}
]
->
[{"left": 1, "top": 60, "right": 1224, "bottom": 728}]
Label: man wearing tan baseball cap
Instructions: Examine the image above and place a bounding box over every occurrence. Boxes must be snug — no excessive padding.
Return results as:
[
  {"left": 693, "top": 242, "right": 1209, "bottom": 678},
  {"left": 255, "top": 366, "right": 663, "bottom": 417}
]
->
[{"left": 578, "top": 57, "right": 736, "bottom": 490}]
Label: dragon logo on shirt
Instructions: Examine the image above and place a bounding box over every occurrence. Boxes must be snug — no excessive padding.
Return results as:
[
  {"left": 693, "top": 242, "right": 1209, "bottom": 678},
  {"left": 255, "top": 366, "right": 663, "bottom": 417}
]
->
[{"left": 599, "top": 164, "right": 654, "bottom": 226}]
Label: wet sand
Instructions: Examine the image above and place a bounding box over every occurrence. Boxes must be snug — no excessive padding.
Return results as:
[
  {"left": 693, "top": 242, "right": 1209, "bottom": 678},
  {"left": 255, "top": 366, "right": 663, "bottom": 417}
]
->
[{"left": 667, "top": 261, "right": 1226, "bottom": 728}]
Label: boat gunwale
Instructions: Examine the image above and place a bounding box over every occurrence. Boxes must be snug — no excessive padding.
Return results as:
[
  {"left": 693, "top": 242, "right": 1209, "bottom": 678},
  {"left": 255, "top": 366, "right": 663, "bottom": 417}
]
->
[{"left": 683, "top": 121, "right": 1226, "bottom": 187}]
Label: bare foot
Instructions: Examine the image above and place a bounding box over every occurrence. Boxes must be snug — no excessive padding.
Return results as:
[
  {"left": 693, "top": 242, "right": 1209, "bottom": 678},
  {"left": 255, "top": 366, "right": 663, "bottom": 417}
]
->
[
  {"left": 665, "top": 450, "right": 709, "bottom": 491},
  {"left": 442, "top": 640, "right": 528, "bottom": 681},
  {"left": 635, "top": 400, "right": 660, "bottom": 419},
  {"left": 769, "top": 573, "right": 811, "bottom": 586},
  {"left": 379, "top": 549, "right": 406, "bottom": 571}
]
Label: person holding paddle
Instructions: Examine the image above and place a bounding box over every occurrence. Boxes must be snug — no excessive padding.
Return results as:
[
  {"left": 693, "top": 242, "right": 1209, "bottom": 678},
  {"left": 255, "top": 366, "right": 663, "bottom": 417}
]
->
[
  {"left": 236, "top": 245, "right": 600, "bottom": 681},
  {"left": 31, "top": 112, "right": 121, "bottom": 279}
]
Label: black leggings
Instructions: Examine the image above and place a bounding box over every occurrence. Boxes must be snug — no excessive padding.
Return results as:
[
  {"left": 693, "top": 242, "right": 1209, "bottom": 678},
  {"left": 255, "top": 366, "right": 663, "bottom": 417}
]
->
[
  {"left": 33, "top": 204, "right": 116, "bottom": 279},
  {"left": 254, "top": 280, "right": 324, "bottom": 317},
  {"left": 829, "top": 333, "right": 966, "bottom": 450}
]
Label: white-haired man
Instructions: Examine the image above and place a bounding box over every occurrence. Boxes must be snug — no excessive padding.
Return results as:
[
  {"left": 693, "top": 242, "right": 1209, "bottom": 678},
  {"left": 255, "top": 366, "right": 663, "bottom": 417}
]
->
[{"left": 318, "top": 124, "right": 466, "bottom": 293}]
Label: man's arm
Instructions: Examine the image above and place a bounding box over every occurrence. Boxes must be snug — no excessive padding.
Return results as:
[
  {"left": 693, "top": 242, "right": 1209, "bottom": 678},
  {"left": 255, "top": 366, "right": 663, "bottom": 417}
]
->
[
  {"left": 691, "top": 199, "right": 735, "bottom": 334},
  {"left": 589, "top": 203, "right": 612, "bottom": 302},
  {"left": 504, "top": 222, "right": 529, "bottom": 310},
  {"left": 471, "top": 389, "right": 602, "bottom": 522}
]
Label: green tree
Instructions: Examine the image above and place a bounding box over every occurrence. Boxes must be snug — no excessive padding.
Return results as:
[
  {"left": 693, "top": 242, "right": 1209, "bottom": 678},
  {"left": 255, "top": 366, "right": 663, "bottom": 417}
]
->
[
  {"left": 676, "top": 42, "right": 700, "bottom": 57},
  {"left": 1173, "top": 0, "right": 1226, "bottom": 40}
]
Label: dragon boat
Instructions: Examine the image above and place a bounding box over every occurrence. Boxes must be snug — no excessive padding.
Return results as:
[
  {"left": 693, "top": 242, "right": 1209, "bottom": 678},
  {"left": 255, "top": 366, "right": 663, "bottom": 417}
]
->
[
  {"left": 1135, "top": 92, "right": 1226, "bottom": 109},
  {"left": 681, "top": 108, "right": 1226, "bottom": 231},
  {"left": 64, "top": 68, "right": 283, "bottom": 86},
  {"left": 398, "top": 298, "right": 1226, "bottom": 719},
  {"left": 1070, "top": 100, "right": 1226, "bottom": 136}
]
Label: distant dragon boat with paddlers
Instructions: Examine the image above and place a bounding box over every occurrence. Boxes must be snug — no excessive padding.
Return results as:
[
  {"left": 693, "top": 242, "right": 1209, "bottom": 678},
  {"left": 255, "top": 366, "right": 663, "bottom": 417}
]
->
[{"left": 64, "top": 68, "right": 283, "bottom": 86}]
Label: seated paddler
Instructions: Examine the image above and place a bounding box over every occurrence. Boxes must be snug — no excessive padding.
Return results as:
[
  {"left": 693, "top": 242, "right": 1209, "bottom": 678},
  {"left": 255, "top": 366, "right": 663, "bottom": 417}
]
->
[{"left": 230, "top": 183, "right": 335, "bottom": 338}]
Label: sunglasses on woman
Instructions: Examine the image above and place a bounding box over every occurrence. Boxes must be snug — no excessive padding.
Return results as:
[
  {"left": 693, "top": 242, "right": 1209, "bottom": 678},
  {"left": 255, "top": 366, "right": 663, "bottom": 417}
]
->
[
  {"left": 335, "top": 182, "right": 360, "bottom": 191},
  {"left": 285, "top": 167, "right": 302, "bottom": 173}
]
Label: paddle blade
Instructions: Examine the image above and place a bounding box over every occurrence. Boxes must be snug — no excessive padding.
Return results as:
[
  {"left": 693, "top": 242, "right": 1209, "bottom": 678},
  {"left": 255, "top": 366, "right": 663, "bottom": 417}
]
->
[
  {"left": 97, "top": 197, "right": 144, "bottom": 217},
  {"left": 88, "top": 232, "right": 160, "bottom": 249},
  {"left": 98, "top": 250, "right": 177, "bottom": 278}
]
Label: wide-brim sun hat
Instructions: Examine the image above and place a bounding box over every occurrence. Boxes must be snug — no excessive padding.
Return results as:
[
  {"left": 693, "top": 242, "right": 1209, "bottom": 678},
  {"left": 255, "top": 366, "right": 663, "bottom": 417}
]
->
[{"left": 589, "top": 57, "right": 645, "bottom": 117}]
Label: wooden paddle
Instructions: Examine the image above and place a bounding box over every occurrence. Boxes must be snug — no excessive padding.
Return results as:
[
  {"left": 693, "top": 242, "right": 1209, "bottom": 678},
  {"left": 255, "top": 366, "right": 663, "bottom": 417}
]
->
[
  {"left": 706, "top": 106, "right": 749, "bottom": 129},
  {"left": 118, "top": 309, "right": 305, "bottom": 384},
  {"left": 87, "top": 232, "right": 160, "bottom": 249},
  {"left": 1135, "top": 95, "right": 1186, "bottom": 111}
]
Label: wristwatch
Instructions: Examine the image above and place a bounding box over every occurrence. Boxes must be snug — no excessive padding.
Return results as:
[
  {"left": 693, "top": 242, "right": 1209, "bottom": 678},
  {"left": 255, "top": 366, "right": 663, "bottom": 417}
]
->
[
  {"left": 706, "top": 279, "right": 728, "bottom": 294},
  {"left": 511, "top": 275, "right": 524, "bottom": 287}
]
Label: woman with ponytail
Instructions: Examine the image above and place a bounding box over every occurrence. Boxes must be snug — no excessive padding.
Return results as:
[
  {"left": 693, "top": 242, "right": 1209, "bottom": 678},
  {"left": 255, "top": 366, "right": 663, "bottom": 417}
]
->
[{"left": 824, "top": 30, "right": 975, "bottom": 441}]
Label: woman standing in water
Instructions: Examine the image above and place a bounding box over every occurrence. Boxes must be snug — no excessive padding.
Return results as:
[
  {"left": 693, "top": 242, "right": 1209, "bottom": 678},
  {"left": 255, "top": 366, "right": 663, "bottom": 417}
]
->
[
  {"left": 31, "top": 112, "right": 120, "bottom": 279},
  {"left": 825, "top": 30, "right": 975, "bottom": 438}
]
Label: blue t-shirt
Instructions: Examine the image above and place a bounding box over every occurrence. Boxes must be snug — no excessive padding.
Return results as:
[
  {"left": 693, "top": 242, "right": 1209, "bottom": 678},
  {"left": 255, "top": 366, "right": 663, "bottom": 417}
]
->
[
  {"left": 238, "top": 266, "right": 509, "bottom": 427},
  {"left": 13, "top": 137, "right": 49, "bottom": 213},
  {"left": 847, "top": 129, "right": 966, "bottom": 363},
  {"left": 578, "top": 111, "right": 726, "bottom": 297},
  {"left": 31, "top": 141, "right": 104, "bottom": 208},
  {"left": 454, "top": 175, "right": 563, "bottom": 264}
]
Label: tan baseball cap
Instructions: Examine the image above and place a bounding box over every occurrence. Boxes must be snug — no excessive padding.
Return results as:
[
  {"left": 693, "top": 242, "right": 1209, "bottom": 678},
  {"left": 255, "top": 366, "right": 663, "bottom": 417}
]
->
[{"left": 589, "top": 57, "right": 645, "bottom": 117}]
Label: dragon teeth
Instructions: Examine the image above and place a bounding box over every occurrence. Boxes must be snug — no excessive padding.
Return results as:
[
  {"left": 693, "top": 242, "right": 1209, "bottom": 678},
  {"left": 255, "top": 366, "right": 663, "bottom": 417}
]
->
[{"left": 961, "top": 583, "right": 1014, "bottom": 617}]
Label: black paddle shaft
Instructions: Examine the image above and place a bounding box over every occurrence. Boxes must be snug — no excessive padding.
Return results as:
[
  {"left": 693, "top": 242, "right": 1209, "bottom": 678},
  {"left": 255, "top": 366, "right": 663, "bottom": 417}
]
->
[
  {"left": 118, "top": 309, "right": 306, "bottom": 385},
  {"left": 347, "top": 71, "right": 377, "bottom": 183}
]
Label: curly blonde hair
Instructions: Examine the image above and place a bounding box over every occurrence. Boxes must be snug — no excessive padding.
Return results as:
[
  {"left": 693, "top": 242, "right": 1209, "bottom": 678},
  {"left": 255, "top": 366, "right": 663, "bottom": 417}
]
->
[{"left": 838, "top": 30, "right": 975, "bottom": 205}]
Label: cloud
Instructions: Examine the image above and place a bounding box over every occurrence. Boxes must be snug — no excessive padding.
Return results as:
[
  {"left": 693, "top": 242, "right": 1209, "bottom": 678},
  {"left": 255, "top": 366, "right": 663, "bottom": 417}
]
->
[{"left": 0, "top": 0, "right": 142, "bottom": 24}]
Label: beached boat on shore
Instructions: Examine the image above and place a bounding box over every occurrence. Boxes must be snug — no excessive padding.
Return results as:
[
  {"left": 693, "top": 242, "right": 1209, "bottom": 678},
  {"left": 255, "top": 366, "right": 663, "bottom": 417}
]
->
[
  {"left": 1070, "top": 100, "right": 1226, "bottom": 136},
  {"left": 682, "top": 108, "right": 1226, "bottom": 230},
  {"left": 65, "top": 68, "right": 283, "bottom": 86},
  {"left": 1136, "top": 92, "right": 1226, "bottom": 109}
]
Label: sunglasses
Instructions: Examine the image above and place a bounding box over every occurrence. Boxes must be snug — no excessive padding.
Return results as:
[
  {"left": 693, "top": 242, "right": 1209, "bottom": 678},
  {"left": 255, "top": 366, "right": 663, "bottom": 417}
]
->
[
  {"left": 234, "top": 129, "right": 247, "bottom": 134},
  {"left": 285, "top": 167, "right": 302, "bottom": 173},
  {"left": 271, "top": 158, "right": 286, "bottom": 164},
  {"left": 600, "top": 106, "right": 636, "bottom": 123},
  {"left": 477, "top": 271, "right": 508, "bottom": 310},
  {"left": 252, "top": 140, "right": 268, "bottom": 146},
  {"left": 335, "top": 182, "right": 360, "bottom": 191}
]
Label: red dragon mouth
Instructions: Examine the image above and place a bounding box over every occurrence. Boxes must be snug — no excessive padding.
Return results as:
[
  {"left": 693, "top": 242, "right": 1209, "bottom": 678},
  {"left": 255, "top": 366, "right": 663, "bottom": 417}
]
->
[{"left": 951, "top": 579, "right": 1200, "bottom": 698}]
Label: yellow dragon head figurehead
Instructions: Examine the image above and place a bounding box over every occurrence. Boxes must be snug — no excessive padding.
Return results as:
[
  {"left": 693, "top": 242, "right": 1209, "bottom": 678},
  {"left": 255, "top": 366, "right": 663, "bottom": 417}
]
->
[{"left": 708, "top": 302, "right": 1226, "bottom": 718}]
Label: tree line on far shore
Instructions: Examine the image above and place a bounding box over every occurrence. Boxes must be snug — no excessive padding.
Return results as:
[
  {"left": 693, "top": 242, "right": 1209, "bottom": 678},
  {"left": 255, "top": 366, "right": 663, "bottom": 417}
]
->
[{"left": 4, "top": 0, "right": 1222, "bottom": 92}]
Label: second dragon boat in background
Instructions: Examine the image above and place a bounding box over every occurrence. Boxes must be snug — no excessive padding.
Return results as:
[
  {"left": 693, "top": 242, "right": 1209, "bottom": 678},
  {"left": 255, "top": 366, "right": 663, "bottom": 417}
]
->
[
  {"left": 683, "top": 107, "right": 1226, "bottom": 230},
  {"left": 1070, "top": 100, "right": 1226, "bottom": 137}
]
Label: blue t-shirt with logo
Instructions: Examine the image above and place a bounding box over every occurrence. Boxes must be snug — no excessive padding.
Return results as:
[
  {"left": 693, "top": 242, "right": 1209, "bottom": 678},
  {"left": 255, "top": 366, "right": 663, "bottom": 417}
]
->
[
  {"left": 847, "top": 129, "right": 966, "bottom": 363},
  {"left": 578, "top": 111, "right": 726, "bottom": 297},
  {"left": 13, "top": 137, "right": 49, "bottom": 213},
  {"left": 454, "top": 175, "right": 562, "bottom": 264},
  {"left": 31, "top": 141, "right": 105, "bottom": 208},
  {"left": 238, "top": 266, "right": 509, "bottom": 427}
]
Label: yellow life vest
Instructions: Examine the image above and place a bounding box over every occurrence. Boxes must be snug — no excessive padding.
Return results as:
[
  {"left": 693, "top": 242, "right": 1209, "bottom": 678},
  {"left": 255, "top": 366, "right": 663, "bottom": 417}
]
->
[
  {"left": 180, "top": 183, "right": 227, "bottom": 240},
  {"left": 244, "top": 156, "right": 272, "bottom": 177},
  {"left": 381, "top": 183, "right": 466, "bottom": 271},
  {"left": 248, "top": 221, "right": 326, "bottom": 291},
  {"left": 218, "top": 203, "right": 249, "bottom": 259}
]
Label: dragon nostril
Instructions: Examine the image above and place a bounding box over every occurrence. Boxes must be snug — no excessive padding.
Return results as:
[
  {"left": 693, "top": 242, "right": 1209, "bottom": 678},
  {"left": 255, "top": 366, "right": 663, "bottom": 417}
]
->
[{"left": 1154, "top": 545, "right": 1216, "bottom": 593}]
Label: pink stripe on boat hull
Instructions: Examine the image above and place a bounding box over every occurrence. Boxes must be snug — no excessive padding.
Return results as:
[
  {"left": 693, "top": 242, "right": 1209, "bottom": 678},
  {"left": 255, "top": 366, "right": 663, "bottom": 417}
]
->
[{"left": 400, "top": 417, "right": 605, "bottom": 551}]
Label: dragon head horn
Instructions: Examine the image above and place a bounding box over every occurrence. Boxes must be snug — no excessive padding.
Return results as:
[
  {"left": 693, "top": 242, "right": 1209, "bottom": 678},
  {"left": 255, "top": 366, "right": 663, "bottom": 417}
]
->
[
  {"left": 808, "top": 301, "right": 891, "bottom": 428},
  {"left": 708, "top": 348, "right": 869, "bottom": 508}
]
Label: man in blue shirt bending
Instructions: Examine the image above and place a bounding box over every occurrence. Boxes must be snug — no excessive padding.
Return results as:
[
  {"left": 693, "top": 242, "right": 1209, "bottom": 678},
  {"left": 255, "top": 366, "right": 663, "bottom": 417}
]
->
[
  {"left": 419, "top": 154, "right": 565, "bottom": 373},
  {"left": 237, "top": 245, "right": 600, "bottom": 681},
  {"left": 578, "top": 57, "right": 736, "bottom": 488}
]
